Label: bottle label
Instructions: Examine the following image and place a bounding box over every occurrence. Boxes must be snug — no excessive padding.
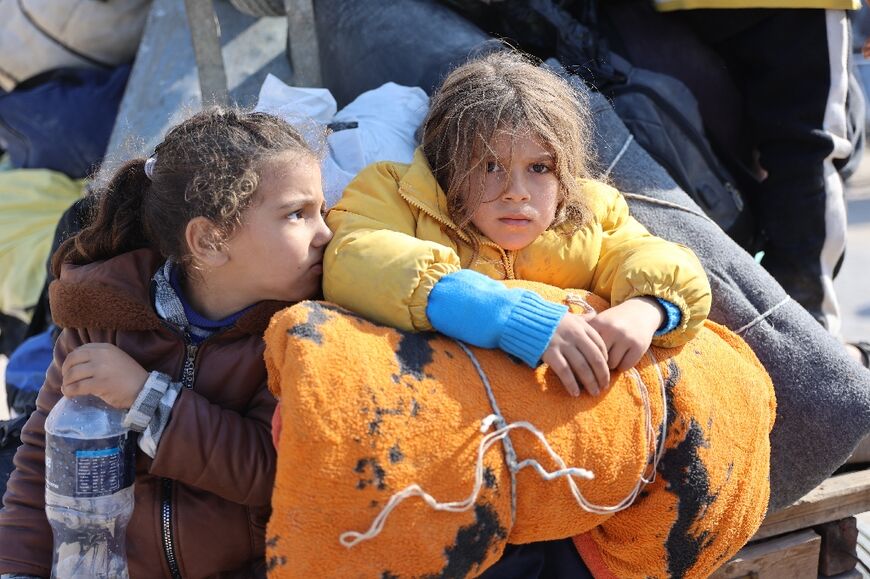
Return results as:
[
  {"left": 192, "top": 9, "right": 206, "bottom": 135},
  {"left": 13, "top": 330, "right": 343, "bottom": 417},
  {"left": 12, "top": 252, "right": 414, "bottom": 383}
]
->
[{"left": 46, "top": 432, "right": 136, "bottom": 498}]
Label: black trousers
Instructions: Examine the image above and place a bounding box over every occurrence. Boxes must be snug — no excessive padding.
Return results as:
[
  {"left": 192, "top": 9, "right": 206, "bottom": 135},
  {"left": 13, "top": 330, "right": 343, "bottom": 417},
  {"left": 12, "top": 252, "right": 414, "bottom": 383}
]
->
[
  {"left": 479, "top": 538, "right": 593, "bottom": 578},
  {"left": 674, "top": 8, "right": 852, "bottom": 332}
]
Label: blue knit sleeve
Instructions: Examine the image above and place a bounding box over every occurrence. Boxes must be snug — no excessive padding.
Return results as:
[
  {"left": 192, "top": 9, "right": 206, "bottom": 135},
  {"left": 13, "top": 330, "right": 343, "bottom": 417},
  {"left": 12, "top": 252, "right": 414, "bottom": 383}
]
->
[
  {"left": 653, "top": 297, "right": 682, "bottom": 336},
  {"left": 426, "top": 270, "right": 567, "bottom": 367}
]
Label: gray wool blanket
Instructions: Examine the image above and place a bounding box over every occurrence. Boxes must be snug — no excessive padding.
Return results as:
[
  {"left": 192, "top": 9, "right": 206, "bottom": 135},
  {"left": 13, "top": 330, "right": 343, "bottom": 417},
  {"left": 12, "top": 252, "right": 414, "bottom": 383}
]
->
[
  {"left": 314, "top": 0, "right": 870, "bottom": 512},
  {"left": 582, "top": 82, "right": 870, "bottom": 511}
]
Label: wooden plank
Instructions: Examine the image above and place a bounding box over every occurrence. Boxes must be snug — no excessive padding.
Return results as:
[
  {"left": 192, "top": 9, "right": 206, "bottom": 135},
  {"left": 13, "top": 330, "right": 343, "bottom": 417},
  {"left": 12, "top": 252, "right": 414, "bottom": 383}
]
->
[
  {"left": 846, "top": 435, "right": 870, "bottom": 466},
  {"left": 857, "top": 514, "right": 870, "bottom": 574},
  {"left": 755, "top": 470, "right": 870, "bottom": 541},
  {"left": 711, "top": 529, "right": 821, "bottom": 579},
  {"left": 283, "top": 0, "right": 321, "bottom": 87},
  {"left": 183, "top": 0, "right": 229, "bottom": 104},
  {"left": 816, "top": 517, "right": 859, "bottom": 576},
  {"left": 99, "top": 0, "right": 290, "bottom": 186}
]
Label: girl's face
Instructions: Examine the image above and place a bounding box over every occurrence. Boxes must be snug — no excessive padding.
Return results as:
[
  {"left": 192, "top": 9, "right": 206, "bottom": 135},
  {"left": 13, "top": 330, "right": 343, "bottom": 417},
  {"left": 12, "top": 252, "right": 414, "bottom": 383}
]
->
[
  {"left": 468, "top": 131, "right": 559, "bottom": 251},
  {"left": 220, "top": 153, "right": 332, "bottom": 305}
]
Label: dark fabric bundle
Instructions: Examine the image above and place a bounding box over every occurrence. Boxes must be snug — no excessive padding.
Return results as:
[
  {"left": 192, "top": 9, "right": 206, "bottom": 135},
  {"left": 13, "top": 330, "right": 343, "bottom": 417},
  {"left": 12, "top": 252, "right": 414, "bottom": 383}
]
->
[{"left": 0, "top": 65, "right": 130, "bottom": 178}]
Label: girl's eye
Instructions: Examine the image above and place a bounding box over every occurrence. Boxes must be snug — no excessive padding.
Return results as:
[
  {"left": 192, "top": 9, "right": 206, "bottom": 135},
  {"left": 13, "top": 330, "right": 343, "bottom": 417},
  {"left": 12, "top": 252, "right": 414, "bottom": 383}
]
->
[
  {"left": 486, "top": 161, "right": 500, "bottom": 173},
  {"left": 531, "top": 163, "right": 551, "bottom": 174},
  {"left": 286, "top": 209, "right": 304, "bottom": 222}
]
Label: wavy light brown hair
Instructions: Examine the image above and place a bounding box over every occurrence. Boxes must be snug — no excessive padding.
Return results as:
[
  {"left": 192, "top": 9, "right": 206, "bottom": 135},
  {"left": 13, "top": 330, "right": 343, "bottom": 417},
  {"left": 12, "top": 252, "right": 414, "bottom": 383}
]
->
[
  {"left": 421, "top": 50, "right": 594, "bottom": 242},
  {"left": 53, "top": 107, "right": 315, "bottom": 277}
]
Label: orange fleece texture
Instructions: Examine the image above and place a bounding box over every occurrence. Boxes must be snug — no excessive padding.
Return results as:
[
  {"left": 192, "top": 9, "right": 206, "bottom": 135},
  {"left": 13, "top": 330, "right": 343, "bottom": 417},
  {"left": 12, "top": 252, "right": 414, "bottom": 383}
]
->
[{"left": 263, "top": 282, "right": 775, "bottom": 578}]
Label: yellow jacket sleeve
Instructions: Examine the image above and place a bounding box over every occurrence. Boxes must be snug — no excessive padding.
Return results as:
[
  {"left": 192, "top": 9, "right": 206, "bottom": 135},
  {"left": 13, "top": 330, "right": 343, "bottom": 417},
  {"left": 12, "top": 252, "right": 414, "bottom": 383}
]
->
[
  {"left": 324, "top": 162, "right": 461, "bottom": 332},
  {"left": 588, "top": 183, "right": 712, "bottom": 348}
]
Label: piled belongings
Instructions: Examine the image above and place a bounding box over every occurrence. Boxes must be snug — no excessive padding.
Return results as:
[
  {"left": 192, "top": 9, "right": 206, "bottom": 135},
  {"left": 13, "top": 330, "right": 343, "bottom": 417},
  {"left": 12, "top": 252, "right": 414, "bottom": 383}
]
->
[
  {"left": 311, "top": 0, "right": 870, "bottom": 513},
  {"left": 264, "top": 284, "right": 776, "bottom": 578},
  {"left": 4, "top": 329, "right": 54, "bottom": 419},
  {"left": 0, "top": 65, "right": 131, "bottom": 179},
  {"left": 0, "top": 170, "right": 82, "bottom": 356},
  {"left": 0, "top": 0, "right": 149, "bottom": 92},
  {"left": 254, "top": 75, "right": 428, "bottom": 206}
]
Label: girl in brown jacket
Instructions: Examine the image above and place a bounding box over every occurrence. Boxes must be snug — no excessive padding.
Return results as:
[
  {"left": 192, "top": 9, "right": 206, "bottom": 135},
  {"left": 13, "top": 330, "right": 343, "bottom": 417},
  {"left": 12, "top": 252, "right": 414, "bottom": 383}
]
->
[{"left": 0, "top": 108, "right": 332, "bottom": 578}]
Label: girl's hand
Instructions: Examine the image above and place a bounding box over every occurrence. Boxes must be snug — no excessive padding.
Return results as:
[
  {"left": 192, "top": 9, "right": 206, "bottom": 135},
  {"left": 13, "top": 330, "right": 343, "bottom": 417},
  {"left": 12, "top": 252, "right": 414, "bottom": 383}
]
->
[
  {"left": 61, "top": 343, "right": 149, "bottom": 409},
  {"left": 587, "top": 297, "right": 664, "bottom": 373},
  {"left": 541, "top": 313, "right": 610, "bottom": 397}
]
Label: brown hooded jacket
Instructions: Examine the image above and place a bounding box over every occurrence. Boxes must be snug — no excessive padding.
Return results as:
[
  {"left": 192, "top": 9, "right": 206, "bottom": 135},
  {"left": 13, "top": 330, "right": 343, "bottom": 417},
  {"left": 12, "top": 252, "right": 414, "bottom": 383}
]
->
[{"left": 0, "top": 248, "right": 288, "bottom": 578}]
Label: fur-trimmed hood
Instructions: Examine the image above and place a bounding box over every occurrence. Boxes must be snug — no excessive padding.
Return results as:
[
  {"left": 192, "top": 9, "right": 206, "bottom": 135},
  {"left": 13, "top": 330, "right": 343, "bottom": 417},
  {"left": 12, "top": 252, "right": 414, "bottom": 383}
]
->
[{"left": 49, "top": 248, "right": 289, "bottom": 335}]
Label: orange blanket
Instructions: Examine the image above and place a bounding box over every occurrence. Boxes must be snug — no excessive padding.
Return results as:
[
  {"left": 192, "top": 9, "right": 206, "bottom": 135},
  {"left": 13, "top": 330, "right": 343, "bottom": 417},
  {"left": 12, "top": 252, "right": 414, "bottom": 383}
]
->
[{"left": 264, "top": 282, "right": 775, "bottom": 578}]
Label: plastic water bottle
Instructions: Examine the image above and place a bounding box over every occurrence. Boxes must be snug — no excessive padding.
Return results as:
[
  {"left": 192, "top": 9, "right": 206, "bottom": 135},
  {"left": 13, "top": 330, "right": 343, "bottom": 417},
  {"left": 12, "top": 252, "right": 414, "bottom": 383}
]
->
[{"left": 44, "top": 395, "right": 136, "bottom": 579}]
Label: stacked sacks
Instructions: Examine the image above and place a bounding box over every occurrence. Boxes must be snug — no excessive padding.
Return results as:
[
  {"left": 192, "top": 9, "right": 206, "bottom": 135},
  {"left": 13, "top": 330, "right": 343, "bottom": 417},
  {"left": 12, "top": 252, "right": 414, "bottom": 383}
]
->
[
  {"left": 0, "top": 0, "right": 149, "bottom": 92},
  {"left": 264, "top": 282, "right": 774, "bottom": 578}
]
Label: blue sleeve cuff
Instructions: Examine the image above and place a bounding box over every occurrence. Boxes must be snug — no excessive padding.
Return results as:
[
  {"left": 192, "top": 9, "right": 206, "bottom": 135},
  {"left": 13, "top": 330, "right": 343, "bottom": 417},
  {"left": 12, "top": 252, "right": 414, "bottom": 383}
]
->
[
  {"left": 653, "top": 297, "right": 682, "bottom": 336},
  {"left": 426, "top": 270, "right": 568, "bottom": 367},
  {"left": 499, "top": 291, "right": 568, "bottom": 366}
]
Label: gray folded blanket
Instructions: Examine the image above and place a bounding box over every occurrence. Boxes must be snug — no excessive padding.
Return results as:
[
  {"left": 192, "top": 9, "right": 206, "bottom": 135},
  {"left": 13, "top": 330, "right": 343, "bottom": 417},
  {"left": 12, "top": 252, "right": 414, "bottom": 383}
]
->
[{"left": 582, "top": 80, "right": 870, "bottom": 510}]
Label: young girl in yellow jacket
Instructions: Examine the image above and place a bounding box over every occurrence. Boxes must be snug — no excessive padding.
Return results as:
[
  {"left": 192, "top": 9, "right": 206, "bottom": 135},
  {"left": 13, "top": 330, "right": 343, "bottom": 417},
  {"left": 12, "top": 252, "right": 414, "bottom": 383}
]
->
[{"left": 324, "top": 50, "right": 712, "bottom": 397}]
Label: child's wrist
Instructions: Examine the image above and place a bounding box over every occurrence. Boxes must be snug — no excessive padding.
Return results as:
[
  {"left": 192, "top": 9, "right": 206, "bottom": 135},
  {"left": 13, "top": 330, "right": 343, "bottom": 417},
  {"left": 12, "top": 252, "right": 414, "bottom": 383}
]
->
[{"left": 626, "top": 296, "right": 665, "bottom": 331}]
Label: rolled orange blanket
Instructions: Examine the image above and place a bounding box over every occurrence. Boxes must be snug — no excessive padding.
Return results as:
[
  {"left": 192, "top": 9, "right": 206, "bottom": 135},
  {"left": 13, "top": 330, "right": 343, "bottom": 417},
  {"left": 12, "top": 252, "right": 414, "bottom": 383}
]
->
[{"left": 264, "top": 282, "right": 775, "bottom": 578}]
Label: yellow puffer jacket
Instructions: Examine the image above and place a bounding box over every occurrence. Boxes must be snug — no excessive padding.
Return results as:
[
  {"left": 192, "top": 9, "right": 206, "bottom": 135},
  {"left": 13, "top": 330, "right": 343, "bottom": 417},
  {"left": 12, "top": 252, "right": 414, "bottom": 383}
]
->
[
  {"left": 324, "top": 150, "right": 712, "bottom": 349},
  {"left": 654, "top": 0, "right": 858, "bottom": 12}
]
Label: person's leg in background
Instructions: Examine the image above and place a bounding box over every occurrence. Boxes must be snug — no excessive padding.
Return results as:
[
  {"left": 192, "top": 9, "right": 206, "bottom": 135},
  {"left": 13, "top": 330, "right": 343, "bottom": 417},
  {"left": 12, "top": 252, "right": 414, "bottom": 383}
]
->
[{"left": 683, "top": 8, "right": 851, "bottom": 334}]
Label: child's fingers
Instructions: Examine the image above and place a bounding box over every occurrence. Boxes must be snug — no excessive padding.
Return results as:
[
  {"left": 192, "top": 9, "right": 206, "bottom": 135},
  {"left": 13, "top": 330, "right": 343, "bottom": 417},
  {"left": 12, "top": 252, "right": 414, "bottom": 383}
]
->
[
  {"left": 61, "top": 378, "right": 112, "bottom": 405},
  {"left": 61, "top": 348, "right": 92, "bottom": 376},
  {"left": 62, "top": 362, "right": 95, "bottom": 389},
  {"left": 563, "top": 348, "right": 600, "bottom": 396},
  {"left": 577, "top": 337, "right": 609, "bottom": 391},
  {"left": 60, "top": 378, "right": 91, "bottom": 398},
  {"left": 615, "top": 344, "right": 644, "bottom": 373},
  {"left": 585, "top": 322, "right": 608, "bottom": 360},
  {"left": 547, "top": 353, "right": 582, "bottom": 397},
  {"left": 607, "top": 341, "right": 629, "bottom": 371}
]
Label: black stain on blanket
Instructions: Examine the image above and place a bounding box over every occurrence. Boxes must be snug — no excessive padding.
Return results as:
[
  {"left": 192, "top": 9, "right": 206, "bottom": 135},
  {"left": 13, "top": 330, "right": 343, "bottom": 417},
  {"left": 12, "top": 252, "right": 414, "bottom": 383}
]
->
[
  {"left": 423, "top": 503, "right": 507, "bottom": 579},
  {"left": 286, "top": 302, "right": 333, "bottom": 344},
  {"left": 355, "top": 457, "right": 387, "bottom": 490},
  {"left": 662, "top": 360, "right": 682, "bottom": 434},
  {"left": 264, "top": 536, "right": 286, "bottom": 570},
  {"left": 369, "top": 403, "right": 404, "bottom": 436},
  {"left": 380, "top": 573, "right": 399, "bottom": 579},
  {"left": 265, "top": 555, "right": 287, "bottom": 571},
  {"left": 395, "top": 331, "right": 436, "bottom": 380},
  {"left": 389, "top": 443, "right": 404, "bottom": 463},
  {"left": 483, "top": 467, "right": 497, "bottom": 489},
  {"left": 657, "top": 361, "right": 717, "bottom": 578}
]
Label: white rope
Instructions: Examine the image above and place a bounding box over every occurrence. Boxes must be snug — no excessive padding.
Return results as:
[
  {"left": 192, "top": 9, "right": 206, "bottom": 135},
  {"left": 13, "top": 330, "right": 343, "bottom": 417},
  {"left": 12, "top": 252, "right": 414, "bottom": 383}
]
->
[
  {"left": 455, "top": 341, "right": 521, "bottom": 523},
  {"left": 621, "top": 192, "right": 718, "bottom": 225},
  {"left": 339, "top": 341, "right": 669, "bottom": 548},
  {"left": 603, "top": 134, "right": 634, "bottom": 178},
  {"left": 564, "top": 292, "right": 596, "bottom": 314},
  {"left": 733, "top": 295, "right": 791, "bottom": 335},
  {"left": 339, "top": 419, "right": 594, "bottom": 548}
]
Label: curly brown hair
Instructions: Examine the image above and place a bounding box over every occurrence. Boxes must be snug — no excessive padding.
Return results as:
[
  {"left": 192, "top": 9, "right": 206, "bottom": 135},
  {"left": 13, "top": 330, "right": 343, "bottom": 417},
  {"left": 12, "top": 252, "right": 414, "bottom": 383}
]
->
[
  {"left": 53, "top": 107, "right": 316, "bottom": 277},
  {"left": 421, "top": 49, "right": 594, "bottom": 242}
]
